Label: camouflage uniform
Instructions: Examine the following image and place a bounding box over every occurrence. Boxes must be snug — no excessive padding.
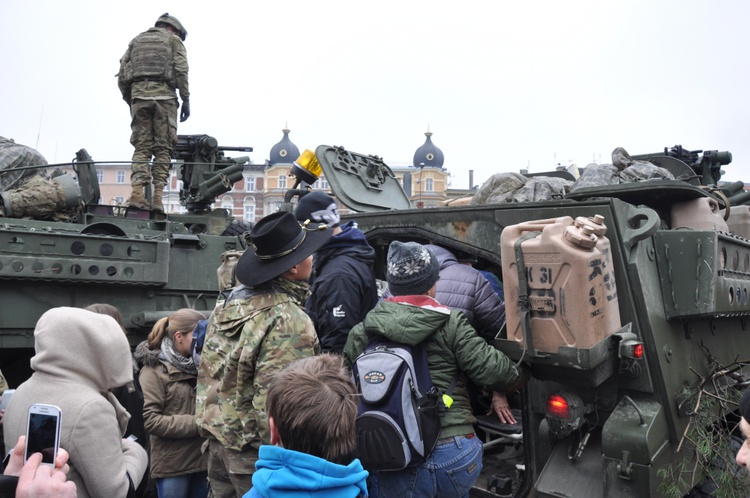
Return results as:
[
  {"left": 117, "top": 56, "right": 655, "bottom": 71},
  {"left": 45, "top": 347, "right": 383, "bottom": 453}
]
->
[
  {"left": 0, "top": 136, "right": 49, "bottom": 191},
  {"left": 118, "top": 25, "right": 189, "bottom": 187},
  {"left": 195, "top": 278, "right": 320, "bottom": 498}
]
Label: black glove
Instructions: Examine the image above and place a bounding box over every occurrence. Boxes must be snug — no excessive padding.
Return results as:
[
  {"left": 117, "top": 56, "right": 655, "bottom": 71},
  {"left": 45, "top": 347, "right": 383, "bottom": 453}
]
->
[{"left": 180, "top": 99, "right": 190, "bottom": 122}]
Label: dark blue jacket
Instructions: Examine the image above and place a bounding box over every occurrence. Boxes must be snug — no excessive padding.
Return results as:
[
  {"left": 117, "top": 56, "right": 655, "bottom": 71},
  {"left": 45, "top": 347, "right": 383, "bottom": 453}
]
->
[
  {"left": 305, "top": 221, "right": 378, "bottom": 353},
  {"left": 425, "top": 244, "right": 505, "bottom": 342}
]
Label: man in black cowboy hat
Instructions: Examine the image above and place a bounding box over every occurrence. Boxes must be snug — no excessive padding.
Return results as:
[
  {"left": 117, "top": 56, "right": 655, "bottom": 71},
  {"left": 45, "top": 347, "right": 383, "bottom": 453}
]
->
[{"left": 195, "top": 212, "right": 332, "bottom": 497}]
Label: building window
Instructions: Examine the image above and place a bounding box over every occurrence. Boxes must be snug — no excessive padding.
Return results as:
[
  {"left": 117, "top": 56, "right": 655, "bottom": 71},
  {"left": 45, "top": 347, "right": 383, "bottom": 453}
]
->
[
  {"left": 221, "top": 196, "right": 233, "bottom": 214},
  {"left": 425, "top": 178, "right": 434, "bottom": 192},
  {"left": 96, "top": 171, "right": 103, "bottom": 183},
  {"left": 279, "top": 175, "right": 287, "bottom": 189},
  {"left": 245, "top": 176, "right": 255, "bottom": 192},
  {"left": 114, "top": 196, "right": 125, "bottom": 205},
  {"left": 244, "top": 201, "right": 256, "bottom": 222},
  {"left": 116, "top": 170, "right": 126, "bottom": 184},
  {"left": 314, "top": 176, "right": 328, "bottom": 190},
  {"left": 267, "top": 201, "right": 281, "bottom": 213}
]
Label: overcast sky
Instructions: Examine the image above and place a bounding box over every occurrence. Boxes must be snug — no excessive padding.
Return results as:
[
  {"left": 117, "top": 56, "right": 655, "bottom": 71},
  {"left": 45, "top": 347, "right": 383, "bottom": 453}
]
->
[{"left": 2, "top": 0, "right": 749, "bottom": 189}]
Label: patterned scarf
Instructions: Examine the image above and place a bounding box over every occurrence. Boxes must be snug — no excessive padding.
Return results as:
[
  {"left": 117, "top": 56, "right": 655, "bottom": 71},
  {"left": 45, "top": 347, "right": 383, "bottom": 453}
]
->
[
  {"left": 160, "top": 336, "right": 198, "bottom": 375},
  {"left": 270, "top": 277, "right": 312, "bottom": 305}
]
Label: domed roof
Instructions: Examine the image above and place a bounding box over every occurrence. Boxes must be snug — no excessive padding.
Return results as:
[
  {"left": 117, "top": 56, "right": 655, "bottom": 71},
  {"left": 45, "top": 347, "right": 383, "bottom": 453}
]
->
[
  {"left": 268, "top": 127, "right": 300, "bottom": 166},
  {"left": 413, "top": 129, "right": 444, "bottom": 169}
]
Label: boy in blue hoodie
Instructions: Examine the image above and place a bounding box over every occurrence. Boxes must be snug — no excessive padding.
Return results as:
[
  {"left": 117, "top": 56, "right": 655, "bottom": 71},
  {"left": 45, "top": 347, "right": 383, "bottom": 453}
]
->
[{"left": 244, "top": 354, "right": 368, "bottom": 498}]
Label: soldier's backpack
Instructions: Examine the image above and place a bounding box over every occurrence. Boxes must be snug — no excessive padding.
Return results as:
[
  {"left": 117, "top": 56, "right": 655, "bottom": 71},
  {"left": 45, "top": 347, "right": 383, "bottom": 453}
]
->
[{"left": 351, "top": 340, "right": 444, "bottom": 471}]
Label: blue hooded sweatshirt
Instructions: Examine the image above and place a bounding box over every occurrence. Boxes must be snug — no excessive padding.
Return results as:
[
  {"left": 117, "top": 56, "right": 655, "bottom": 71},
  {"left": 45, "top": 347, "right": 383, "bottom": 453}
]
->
[{"left": 244, "top": 445, "right": 369, "bottom": 498}]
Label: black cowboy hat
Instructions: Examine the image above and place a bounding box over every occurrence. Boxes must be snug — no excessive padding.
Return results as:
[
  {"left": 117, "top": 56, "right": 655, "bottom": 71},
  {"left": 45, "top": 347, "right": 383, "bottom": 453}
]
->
[{"left": 236, "top": 211, "right": 333, "bottom": 286}]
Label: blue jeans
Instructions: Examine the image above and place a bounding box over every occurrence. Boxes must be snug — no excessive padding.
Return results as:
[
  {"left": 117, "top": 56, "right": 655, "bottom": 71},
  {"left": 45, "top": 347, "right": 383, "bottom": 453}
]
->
[
  {"left": 371, "top": 435, "right": 483, "bottom": 498},
  {"left": 156, "top": 471, "right": 209, "bottom": 498}
]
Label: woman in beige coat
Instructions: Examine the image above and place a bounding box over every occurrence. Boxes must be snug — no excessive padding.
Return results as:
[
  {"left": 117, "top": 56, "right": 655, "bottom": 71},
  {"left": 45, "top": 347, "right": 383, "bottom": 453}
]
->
[{"left": 135, "top": 309, "right": 207, "bottom": 498}]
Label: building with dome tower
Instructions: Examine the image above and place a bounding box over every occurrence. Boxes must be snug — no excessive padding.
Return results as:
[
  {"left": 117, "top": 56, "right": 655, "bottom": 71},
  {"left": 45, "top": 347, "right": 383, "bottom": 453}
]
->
[{"left": 60, "top": 126, "right": 458, "bottom": 220}]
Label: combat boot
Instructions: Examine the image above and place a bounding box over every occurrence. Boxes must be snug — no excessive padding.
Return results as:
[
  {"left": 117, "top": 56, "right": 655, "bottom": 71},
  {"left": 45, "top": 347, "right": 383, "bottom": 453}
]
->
[
  {"left": 128, "top": 184, "right": 151, "bottom": 210},
  {"left": 151, "top": 183, "right": 165, "bottom": 213}
]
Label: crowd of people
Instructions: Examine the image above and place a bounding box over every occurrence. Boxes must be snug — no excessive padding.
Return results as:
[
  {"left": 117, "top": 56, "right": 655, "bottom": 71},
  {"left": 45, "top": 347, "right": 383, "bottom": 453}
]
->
[{"left": 3, "top": 191, "right": 750, "bottom": 497}]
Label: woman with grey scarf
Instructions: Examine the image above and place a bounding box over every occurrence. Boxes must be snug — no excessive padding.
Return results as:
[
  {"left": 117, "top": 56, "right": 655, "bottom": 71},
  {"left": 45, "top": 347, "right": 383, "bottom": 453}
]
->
[{"left": 135, "top": 308, "right": 208, "bottom": 498}]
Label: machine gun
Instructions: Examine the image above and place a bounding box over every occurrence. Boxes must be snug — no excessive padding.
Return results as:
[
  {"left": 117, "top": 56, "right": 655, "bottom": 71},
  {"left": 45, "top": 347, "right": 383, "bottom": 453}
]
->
[
  {"left": 631, "top": 145, "right": 732, "bottom": 186},
  {"left": 173, "top": 134, "right": 253, "bottom": 213}
]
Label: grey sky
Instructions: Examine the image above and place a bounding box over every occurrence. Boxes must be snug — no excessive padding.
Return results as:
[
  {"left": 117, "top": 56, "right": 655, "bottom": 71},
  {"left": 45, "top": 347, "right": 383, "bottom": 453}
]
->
[{"left": 2, "top": 0, "right": 748, "bottom": 189}]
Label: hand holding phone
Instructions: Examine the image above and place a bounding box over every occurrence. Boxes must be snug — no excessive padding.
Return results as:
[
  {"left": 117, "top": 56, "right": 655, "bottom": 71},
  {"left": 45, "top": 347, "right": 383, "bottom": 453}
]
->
[{"left": 24, "top": 404, "right": 62, "bottom": 466}]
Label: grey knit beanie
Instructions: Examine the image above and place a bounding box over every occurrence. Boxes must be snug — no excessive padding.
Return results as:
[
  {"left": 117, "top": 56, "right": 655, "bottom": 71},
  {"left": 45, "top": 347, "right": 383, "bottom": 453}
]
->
[
  {"left": 386, "top": 241, "right": 440, "bottom": 296},
  {"left": 741, "top": 387, "right": 750, "bottom": 422}
]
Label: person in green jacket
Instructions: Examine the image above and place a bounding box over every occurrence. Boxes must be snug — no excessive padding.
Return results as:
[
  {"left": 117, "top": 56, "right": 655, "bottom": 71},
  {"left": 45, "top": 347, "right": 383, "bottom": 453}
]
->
[{"left": 344, "top": 241, "right": 530, "bottom": 498}]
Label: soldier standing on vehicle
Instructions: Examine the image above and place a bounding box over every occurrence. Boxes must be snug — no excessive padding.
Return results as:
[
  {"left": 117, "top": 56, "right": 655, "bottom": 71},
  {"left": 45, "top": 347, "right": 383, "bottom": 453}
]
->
[{"left": 118, "top": 13, "right": 190, "bottom": 213}]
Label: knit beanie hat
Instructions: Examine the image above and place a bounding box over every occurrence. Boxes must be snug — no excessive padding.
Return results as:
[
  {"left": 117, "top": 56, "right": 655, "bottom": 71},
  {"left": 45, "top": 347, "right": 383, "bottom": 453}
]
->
[
  {"left": 387, "top": 241, "right": 440, "bottom": 296},
  {"left": 294, "top": 191, "right": 340, "bottom": 227},
  {"left": 741, "top": 387, "right": 750, "bottom": 422}
]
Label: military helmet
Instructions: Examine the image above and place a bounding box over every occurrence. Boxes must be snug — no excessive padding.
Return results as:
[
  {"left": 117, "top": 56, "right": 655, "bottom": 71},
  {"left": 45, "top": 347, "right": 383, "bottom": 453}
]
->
[{"left": 155, "top": 13, "right": 187, "bottom": 41}]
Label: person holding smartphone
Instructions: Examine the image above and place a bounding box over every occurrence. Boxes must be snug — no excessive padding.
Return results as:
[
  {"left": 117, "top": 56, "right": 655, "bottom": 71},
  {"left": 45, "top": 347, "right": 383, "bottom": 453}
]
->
[
  {"left": 135, "top": 308, "right": 207, "bottom": 498},
  {"left": 1, "top": 435, "right": 76, "bottom": 498},
  {"left": 2, "top": 307, "right": 148, "bottom": 498}
]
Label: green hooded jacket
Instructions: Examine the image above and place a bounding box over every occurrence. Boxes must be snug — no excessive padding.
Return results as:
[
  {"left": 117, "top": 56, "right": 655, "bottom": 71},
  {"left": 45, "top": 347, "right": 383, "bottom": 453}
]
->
[{"left": 344, "top": 297, "right": 525, "bottom": 439}]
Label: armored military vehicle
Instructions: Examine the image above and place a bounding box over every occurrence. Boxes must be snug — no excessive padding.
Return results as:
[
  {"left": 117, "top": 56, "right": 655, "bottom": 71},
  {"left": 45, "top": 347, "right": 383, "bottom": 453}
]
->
[
  {"left": 4, "top": 137, "right": 748, "bottom": 496},
  {"left": 0, "top": 134, "right": 252, "bottom": 387},
  {"left": 306, "top": 144, "right": 750, "bottom": 497}
]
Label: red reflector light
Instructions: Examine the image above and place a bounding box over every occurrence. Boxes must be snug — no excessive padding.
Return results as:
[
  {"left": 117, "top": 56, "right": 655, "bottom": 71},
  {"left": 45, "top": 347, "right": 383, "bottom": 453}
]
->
[
  {"left": 546, "top": 394, "right": 570, "bottom": 419},
  {"left": 632, "top": 343, "right": 644, "bottom": 359}
]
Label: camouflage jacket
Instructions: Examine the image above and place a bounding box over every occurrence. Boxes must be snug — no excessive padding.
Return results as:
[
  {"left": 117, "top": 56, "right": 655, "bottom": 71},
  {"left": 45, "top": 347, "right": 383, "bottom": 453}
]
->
[
  {"left": 117, "top": 27, "right": 190, "bottom": 103},
  {"left": 195, "top": 279, "right": 320, "bottom": 452}
]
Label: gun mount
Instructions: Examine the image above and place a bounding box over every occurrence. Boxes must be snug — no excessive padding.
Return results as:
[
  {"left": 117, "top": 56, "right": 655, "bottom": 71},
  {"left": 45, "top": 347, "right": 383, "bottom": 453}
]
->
[
  {"left": 174, "top": 134, "right": 253, "bottom": 214},
  {"left": 632, "top": 145, "right": 732, "bottom": 186}
]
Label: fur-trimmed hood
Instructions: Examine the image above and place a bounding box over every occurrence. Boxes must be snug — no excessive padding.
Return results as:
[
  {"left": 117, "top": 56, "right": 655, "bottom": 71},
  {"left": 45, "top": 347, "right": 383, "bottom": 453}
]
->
[{"left": 133, "top": 340, "right": 164, "bottom": 371}]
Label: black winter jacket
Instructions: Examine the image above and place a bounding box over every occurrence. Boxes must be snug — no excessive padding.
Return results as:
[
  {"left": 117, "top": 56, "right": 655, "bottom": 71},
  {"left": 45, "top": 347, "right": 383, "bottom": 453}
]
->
[{"left": 305, "top": 221, "right": 379, "bottom": 353}]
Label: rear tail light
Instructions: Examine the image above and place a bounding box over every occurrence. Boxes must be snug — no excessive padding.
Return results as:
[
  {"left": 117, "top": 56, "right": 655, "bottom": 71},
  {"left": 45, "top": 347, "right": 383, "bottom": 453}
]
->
[
  {"left": 546, "top": 394, "right": 570, "bottom": 419},
  {"left": 545, "top": 392, "right": 585, "bottom": 437},
  {"left": 620, "top": 333, "right": 644, "bottom": 360}
]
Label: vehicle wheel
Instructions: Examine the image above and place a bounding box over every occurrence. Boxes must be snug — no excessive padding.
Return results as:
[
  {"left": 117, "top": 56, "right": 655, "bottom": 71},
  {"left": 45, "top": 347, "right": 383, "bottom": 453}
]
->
[{"left": 221, "top": 219, "right": 254, "bottom": 237}]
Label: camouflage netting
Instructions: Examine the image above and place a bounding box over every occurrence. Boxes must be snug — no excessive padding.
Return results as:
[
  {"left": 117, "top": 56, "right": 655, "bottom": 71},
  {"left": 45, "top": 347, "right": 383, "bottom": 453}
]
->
[
  {"left": 569, "top": 147, "right": 674, "bottom": 192},
  {"left": 0, "top": 136, "right": 50, "bottom": 191},
  {"left": 470, "top": 172, "right": 572, "bottom": 204},
  {"left": 469, "top": 147, "right": 675, "bottom": 205}
]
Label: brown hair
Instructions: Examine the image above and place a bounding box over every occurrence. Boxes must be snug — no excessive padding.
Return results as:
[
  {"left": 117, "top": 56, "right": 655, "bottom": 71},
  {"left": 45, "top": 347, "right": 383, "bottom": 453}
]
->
[
  {"left": 266, "top": 354, "right": 358, "bottom": 464},
  {"left": 85, "top": 303, "right": 128, "bottom": 335},
  {"left": 146, "top": 308, "right": 205, "bottom": 350}
]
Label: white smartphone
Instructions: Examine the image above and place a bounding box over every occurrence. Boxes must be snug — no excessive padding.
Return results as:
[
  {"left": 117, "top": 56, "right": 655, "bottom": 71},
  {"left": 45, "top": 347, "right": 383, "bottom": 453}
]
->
[{"left": 24, "top": 404, "right": 62, "bottom": 465}]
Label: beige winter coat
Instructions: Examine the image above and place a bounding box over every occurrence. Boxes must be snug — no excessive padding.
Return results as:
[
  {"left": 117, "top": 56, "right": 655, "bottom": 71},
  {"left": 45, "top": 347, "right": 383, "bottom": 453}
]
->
[{"left": 3, "top": 307, "right": 148, "bottom": 498}]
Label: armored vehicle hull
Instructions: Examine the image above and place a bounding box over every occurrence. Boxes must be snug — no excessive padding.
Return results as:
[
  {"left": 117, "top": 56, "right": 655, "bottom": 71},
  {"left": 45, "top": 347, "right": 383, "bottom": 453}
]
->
[
  {"left": 0, "top": 135, "right": 252, "bottom": 387},
  {"left": 342, "top": 179, "right": 750, "bottom": 496}
]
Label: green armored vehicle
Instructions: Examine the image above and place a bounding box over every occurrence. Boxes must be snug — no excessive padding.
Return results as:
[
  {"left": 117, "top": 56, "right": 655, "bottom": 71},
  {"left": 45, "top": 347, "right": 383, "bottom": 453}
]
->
[
  {"left": 307, "top": 145, "right": 749, "bottom": 497},
  {"left": 3, "top": 137, "right": 748, "bottom": 496},
  {"left": 0, "top": 134, "right": 252, "bottom": 387}
]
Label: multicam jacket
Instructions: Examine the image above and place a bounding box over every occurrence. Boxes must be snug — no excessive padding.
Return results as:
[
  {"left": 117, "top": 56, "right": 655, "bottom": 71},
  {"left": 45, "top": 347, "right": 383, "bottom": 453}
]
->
[
  {"left": 117, "top": 26, "right": 190, "bottom": 104},
  {"left": 195, "top": 278, "right": 320, "bottom": 453}
]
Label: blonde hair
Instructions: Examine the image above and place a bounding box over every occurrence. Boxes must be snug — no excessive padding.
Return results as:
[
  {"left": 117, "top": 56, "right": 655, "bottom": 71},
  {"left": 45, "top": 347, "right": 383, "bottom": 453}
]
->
[
  {"left": 266, "top": 354, "right": 358, "bottom": 464},
  {"left": 146, "top": 308, "right": 205, "bottom": 350}
]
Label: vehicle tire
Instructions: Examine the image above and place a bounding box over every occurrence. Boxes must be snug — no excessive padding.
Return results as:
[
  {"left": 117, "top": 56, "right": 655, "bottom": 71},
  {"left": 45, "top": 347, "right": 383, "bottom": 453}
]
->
[{"left": 221, "top": 219, "right": 254, "bottom": 237}]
